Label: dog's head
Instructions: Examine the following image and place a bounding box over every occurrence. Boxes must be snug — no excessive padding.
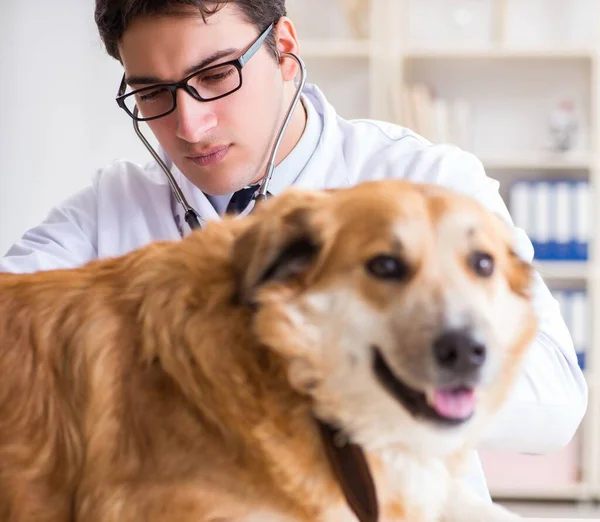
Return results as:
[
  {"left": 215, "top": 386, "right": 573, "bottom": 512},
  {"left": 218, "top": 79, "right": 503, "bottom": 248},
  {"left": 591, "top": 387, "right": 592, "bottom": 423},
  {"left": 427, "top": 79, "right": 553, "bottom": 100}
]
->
[{"left": 233, "top": 180, "right": 537, "bottom": 454}]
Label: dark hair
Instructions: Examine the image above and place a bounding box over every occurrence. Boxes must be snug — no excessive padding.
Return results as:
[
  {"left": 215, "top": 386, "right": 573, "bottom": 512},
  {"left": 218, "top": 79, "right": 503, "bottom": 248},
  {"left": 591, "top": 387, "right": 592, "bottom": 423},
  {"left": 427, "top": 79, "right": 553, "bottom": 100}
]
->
[{"left": 94, "top": 0, "right": 286, "bottom": 62}]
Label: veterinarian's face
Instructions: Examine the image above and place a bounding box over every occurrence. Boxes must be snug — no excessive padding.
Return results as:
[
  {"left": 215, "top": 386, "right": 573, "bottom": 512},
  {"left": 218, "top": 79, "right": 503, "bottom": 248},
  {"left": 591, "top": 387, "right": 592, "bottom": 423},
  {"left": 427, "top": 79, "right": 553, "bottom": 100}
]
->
[
  {"left": 118, "top": 5, "right": 303, "bottom": 195},
  {"left": 241, "top": 181, "right": 537, "bottom": 454}
]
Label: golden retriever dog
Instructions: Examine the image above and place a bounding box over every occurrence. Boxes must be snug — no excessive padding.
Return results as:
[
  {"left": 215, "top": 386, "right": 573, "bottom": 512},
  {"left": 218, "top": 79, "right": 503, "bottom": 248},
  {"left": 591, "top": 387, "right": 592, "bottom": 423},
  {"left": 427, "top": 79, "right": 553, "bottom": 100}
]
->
[{"left": 0, "top": 179, "right": 537, "bottom": 522}]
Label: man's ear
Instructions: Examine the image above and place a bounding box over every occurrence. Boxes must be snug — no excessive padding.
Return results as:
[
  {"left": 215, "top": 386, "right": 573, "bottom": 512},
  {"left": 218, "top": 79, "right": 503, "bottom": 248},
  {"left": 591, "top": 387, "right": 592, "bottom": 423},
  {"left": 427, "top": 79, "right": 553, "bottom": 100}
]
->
[
  {"left": 232, "top": 193, "right": 326, "bottom": 305},
  {"left": 274, "top": 16, "right": 300, "bottom": 81}
]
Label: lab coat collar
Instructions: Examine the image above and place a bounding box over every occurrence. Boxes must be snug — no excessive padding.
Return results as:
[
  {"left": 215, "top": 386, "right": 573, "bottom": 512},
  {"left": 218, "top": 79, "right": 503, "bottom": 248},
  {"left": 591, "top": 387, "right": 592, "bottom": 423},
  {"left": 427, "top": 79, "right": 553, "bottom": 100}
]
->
[{"left": 264, "top": 90, "right": 324, "bottom": 197}]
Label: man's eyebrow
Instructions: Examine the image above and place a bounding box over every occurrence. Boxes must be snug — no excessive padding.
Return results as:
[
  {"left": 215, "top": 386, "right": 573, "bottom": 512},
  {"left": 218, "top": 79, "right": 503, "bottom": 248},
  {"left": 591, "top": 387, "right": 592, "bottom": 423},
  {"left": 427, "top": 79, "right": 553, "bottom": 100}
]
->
[{"left": 125, "top": 48, "right": 239, "bottom": 86}]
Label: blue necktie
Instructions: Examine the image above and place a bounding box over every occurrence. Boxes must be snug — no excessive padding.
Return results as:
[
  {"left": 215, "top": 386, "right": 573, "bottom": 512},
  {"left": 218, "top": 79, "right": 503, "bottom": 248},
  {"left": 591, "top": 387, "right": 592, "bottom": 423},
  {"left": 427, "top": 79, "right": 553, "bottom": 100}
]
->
[{"left": 226, "top": 184, "right": 260, "bottom": 215}]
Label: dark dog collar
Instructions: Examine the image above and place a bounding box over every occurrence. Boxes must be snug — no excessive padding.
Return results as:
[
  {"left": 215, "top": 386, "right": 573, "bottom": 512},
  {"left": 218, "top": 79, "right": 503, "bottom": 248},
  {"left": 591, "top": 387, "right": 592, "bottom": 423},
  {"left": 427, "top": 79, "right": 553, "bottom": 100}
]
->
[{"left": 316, "top": 419, "right": 379, "bottom": 522}]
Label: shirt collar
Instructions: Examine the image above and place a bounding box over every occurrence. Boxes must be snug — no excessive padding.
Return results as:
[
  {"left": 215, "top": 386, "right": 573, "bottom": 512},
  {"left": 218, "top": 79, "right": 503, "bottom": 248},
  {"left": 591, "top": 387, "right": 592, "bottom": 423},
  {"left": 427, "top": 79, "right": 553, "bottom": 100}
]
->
[{"left": 204, "top": 193, "right": 231, "bottom": 216}]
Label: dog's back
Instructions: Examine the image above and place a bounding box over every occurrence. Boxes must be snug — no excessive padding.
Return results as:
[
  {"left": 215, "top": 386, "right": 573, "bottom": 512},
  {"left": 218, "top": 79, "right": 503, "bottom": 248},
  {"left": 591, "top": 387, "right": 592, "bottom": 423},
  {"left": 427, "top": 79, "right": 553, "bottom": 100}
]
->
[{"left": 0, "top": 266, "right": 101, "bottom": 521}]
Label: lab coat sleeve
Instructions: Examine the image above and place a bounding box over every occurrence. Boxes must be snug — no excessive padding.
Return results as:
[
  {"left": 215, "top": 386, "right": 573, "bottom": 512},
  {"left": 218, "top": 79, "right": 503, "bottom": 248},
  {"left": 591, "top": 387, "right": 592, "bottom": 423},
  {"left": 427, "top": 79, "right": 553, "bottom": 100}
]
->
[
  {"left": 0, "top": 182, "right": 98, "bottom": 274},
  {"left": 419, "top": 145, "right": 588, "bottom": 453}
]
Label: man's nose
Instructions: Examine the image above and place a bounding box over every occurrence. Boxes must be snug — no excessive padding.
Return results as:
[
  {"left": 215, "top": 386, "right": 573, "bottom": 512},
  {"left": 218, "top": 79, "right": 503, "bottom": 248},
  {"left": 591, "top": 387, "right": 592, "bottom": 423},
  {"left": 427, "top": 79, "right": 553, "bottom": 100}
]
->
[
  {"left": 432, "top": 329, "right": 486, "bottom": 375},
  {"left": 174, "top": 89, "right": 218, "bottom": 143}
]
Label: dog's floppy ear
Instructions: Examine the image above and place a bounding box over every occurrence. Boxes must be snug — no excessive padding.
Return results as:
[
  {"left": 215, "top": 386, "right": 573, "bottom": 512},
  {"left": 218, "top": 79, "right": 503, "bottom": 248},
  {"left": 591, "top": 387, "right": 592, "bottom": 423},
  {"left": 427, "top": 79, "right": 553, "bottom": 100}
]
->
[
  {"left": 491, "top": 213, "right": 535, "bottom": 299},
  {"left": 506, "top": 248, "right": 534, "bottom": 299},
  {"left": 232, "top": 191, "right": 326, "bottom": 304}
]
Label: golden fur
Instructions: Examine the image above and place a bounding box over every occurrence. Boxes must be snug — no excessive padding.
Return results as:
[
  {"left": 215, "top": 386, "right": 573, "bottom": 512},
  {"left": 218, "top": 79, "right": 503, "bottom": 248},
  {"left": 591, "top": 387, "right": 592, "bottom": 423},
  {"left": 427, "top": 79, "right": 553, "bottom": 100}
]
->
[{"left": 0, "top": 180, "right": 537, "bottom": 521}]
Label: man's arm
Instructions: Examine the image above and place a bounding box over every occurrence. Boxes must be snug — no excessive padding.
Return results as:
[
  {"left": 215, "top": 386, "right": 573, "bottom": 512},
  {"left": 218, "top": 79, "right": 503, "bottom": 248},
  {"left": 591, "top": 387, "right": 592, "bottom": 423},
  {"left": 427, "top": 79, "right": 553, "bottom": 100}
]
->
[
  {"left": 0, "top": 183, "right": 98, "bottom": 274},
  {"left": 483, "top": 266, "right": 587, "bottom": 452}
]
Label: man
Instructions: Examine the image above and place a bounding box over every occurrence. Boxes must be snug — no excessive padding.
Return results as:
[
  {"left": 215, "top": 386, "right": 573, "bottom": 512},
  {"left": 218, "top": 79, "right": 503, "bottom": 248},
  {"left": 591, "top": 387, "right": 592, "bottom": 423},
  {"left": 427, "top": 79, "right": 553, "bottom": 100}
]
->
[{"left": 0, "top": 0, "right": 587, "bottom": 501}]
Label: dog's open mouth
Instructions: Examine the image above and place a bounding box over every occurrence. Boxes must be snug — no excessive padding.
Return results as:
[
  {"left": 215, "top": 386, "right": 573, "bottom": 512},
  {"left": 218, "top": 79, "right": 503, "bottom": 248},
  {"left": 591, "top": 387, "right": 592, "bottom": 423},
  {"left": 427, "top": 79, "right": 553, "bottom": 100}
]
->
[{"left": 373, "top": 348, "right": 475, "bottom": 426}]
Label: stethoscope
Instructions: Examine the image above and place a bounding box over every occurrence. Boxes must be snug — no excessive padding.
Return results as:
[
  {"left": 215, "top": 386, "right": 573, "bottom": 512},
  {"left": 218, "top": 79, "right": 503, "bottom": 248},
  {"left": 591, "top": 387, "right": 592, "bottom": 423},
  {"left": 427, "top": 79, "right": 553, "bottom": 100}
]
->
[{"left": 131, "top": 52, "right": 307, "bottom": 231}]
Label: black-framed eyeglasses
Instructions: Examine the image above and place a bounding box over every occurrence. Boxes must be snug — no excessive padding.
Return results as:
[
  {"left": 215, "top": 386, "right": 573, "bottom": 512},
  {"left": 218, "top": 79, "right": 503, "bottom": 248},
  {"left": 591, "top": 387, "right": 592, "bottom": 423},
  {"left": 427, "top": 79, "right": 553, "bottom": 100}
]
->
[{"left": 116, "top": 22, "right": 275, "bottom": 122}]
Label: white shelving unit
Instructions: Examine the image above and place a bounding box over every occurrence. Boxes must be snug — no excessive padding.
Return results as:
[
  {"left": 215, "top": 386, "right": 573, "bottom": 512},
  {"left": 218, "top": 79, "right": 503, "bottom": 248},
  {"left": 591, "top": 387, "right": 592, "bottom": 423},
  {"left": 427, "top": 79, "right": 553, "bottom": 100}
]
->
[
  {"left": 478, "top": 151, "right": 593, "bottom": 171},
  {"left": 289, "top": 0, "right": 600, "bottom": 504},
  {"left": 300, "top": 39, "right": 371, "bottom": 58},
  {"left": 535, "top": 261, "right": 590, "bottom": 281},
  {"left": 404, "top": 48, "right": 595, "bottom": 59}
]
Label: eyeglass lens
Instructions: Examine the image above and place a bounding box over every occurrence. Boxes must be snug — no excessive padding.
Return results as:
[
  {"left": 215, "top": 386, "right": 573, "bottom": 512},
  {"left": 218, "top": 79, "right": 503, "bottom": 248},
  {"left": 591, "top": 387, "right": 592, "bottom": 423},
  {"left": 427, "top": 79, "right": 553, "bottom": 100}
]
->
[{"left": 123, "top": 64, "right": 242, "bottom": 120}]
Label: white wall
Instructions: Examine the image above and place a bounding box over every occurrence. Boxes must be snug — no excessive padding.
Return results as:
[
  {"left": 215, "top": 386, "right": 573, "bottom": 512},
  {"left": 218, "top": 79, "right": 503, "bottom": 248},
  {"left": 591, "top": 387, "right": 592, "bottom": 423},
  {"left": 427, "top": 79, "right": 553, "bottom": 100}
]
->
[{"left": 0, "top": 0, "right": 154, "bottom": 254}]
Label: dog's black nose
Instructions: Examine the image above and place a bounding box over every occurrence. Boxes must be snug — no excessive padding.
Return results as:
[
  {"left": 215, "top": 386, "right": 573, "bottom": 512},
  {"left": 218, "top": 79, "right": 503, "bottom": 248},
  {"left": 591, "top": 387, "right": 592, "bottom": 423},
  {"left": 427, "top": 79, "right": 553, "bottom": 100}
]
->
[{"left": 433, "top": 330, "right": 486, "bottom": 374}]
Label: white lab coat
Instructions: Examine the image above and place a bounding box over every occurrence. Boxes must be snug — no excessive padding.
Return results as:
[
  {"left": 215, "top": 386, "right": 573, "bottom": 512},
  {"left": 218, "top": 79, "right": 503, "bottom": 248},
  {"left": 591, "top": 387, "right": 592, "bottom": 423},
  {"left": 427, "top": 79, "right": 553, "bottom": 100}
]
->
[{"left": 0, "top": 83, "right": 588, "bottom": 500}]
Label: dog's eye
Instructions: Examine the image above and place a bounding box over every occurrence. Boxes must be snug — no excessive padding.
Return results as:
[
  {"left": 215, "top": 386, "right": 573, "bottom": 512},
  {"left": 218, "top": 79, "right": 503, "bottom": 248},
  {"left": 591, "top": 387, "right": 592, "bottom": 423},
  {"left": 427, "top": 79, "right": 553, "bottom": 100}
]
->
[
  {"left": 366, "top": 255, "right": 409, "bottom": 280},
  {"left": 469, "top": 251, "right": 494, "bottom": 277}
]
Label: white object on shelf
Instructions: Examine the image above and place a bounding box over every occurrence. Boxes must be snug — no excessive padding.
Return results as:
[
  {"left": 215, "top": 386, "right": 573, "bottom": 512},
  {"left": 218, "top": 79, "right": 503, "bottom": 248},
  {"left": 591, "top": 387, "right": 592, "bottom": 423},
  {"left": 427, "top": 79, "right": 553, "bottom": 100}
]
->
[
  {"left": 398, "top": 84, "right": 472, "bottom": 147},
  {"left": 549, "top": 100, "right": 579, "bottom": 152}
]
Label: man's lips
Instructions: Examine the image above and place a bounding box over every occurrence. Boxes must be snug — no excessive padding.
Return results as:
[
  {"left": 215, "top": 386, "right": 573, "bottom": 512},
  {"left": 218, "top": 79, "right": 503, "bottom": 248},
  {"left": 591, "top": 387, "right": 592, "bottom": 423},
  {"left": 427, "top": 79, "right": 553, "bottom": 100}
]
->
[{"left": 186, "top": 145, "right": 230, "bottom": 167}]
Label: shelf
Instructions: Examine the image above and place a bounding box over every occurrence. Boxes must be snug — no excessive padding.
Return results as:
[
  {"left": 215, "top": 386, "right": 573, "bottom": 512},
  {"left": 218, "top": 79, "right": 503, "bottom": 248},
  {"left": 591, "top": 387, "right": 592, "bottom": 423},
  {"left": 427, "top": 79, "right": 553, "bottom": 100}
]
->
[
  {"left": 490, "top": 483, "right": 591, "bottom": 501},
  {"left": 480, "top": 152, "right": 593, "bottom": 170},
  {"left": 299, "top": 39, "right": 370, "bottom": 58},
  {"left": 534, "top": 261, "right": 589, "bottom": 281},
  {"left": 404, "top": 48, "right": 595, "bottom": 60}
]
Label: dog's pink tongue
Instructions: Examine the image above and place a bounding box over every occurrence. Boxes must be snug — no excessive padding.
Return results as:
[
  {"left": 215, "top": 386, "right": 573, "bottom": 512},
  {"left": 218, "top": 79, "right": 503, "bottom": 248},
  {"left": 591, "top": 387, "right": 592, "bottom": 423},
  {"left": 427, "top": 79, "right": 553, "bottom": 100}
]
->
[{"left": 433, "top": 388, "right": 475, "bottom": 420}]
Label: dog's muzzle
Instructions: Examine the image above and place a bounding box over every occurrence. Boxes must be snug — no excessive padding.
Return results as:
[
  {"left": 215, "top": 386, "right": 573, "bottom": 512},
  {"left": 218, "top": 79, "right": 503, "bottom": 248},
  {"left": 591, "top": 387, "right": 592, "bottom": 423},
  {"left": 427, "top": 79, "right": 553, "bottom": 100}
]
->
[{"left": 373, "top": 328, "right": 486, "bottom": 426}]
